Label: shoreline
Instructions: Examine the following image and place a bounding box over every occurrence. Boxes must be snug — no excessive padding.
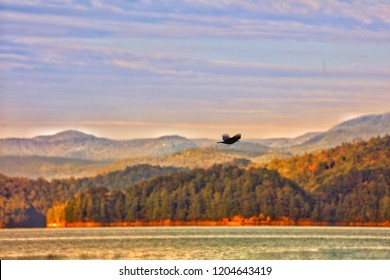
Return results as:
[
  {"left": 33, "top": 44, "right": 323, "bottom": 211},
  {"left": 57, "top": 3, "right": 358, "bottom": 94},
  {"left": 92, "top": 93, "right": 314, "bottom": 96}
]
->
[{"left": 46, "top": 216, "right": 390, "bottom": 228}]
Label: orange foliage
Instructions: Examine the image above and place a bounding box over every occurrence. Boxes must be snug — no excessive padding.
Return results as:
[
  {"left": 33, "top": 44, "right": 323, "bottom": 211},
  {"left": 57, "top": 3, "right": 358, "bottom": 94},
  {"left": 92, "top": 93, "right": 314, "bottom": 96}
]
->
[
  {"left": 308, "top": 162, "right": 318, "bottom": 171},
  {"left": 47, "top": 218, "right": 390, "bottom": 228}
]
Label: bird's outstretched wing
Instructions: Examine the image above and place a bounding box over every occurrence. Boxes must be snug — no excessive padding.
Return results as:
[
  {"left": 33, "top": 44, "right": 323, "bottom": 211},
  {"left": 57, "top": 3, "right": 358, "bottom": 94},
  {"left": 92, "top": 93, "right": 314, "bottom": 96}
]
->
[
  {"left": 218, "top": 133, "right": 241, "bottom": 144},
  {"left": 231, "top": 134, "right": 241, "bottom": 141}
]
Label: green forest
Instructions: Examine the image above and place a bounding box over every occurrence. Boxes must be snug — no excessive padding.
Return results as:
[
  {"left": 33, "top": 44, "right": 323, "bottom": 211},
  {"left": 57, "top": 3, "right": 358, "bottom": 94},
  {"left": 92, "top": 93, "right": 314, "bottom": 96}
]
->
[
  {"left": 0, "top": 165, "right": 183, "bottom": 227},
  {"left": 0, "top": 136, "right": 389, "bottom": 227}
]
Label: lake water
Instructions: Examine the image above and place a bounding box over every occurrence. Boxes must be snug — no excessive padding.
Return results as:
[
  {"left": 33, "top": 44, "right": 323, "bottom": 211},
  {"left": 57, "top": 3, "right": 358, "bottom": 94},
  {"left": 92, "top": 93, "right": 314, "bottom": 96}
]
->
[{"left": 0, "top": 226, "right": 389, "bottom": 260}]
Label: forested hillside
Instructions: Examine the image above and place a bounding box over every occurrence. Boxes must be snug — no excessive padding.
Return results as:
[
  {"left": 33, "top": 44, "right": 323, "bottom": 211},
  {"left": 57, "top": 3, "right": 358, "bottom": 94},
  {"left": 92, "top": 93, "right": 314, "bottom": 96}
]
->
[
  {"left": 1, "top": 136, "right": 389, "bottom": 228},
  {"left": 265, "top": 136, "right": 390, "bottom": 222},
  {"left": 48, "top": 166, "right": 311, "bottom": 226},
  {"left": 266, "top": 136, "right": 389, "bottom": 191},
  {"left": 0, "top": 165, "right": 184, "bottom": 227}
]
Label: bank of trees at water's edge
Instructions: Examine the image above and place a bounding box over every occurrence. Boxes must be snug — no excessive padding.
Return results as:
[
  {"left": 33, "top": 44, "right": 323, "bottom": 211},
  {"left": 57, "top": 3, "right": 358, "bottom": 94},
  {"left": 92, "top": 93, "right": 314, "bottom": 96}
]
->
[{"left": 1, "top": 136, "right": 389, "bottom": 227}]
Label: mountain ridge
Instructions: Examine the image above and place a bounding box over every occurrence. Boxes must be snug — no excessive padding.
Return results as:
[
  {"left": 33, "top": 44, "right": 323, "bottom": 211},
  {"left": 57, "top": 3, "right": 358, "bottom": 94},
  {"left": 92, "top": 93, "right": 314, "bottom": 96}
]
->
[
  {"left": 33, "top": 130, "right": 99, "bottom": 142},
  {"left": 289, "top": 112, "right": 390, "bottom": 153},
  {"left": 0, "top": 112, "right": 389, "bottom": 179},
  {"left": 0, "top": 130, "right": 197, "bottom": 160},
  {"left": 1, "top": 112, "right": 389, "bottom": 157}
]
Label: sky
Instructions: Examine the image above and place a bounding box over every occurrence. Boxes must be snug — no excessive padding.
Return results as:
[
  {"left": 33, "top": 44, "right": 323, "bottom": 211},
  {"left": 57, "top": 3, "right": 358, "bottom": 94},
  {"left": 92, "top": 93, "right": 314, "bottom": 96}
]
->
[{"left": 0, "top": 0, "right": 389, "bottom": 140}]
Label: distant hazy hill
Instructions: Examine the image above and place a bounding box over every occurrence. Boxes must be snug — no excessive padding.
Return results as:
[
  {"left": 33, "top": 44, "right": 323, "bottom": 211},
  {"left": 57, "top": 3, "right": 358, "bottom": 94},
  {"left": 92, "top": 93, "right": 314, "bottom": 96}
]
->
[
  {"left": 98, "top": 147, "right": 253, "bottom": 174},
  {"left": 0, "top": 112, "right": 388, "bottom": 179},
  {"left": 288, "top": 112, "right": 390, "bottom": 153},
  {"left": 0, "top": 156, "right": 112, "bottom": 180},
  {"left": 0, "top": 130, "right": 196, "bottom": 160},
  {"left": 249, "top": 132, "right": 323, "bottom": 148},
  {"left": 0, "top": 131, "right": 266, "bottom": 178},
  {"left": 1, "top": 113, "right": 388, "bottom": 161}
]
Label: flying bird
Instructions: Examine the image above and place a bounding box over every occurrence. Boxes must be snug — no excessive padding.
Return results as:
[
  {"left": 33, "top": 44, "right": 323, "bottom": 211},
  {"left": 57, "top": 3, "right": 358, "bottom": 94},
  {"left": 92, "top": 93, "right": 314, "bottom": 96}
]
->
[{"left": 217, "top": 133, "right": 241, "bottom": 145}]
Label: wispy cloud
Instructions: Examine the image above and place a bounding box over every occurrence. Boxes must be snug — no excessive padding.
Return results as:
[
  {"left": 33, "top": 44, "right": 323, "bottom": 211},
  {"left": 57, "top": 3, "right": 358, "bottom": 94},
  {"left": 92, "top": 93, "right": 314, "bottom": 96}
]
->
[
  {"left": 1, "top": 0, "right": 389, "bottom": 139},
  {"left": 183, "top": 0, "right": 390, "bottom": 24},
  {"left": 110, "top": 59, "right": 196, "bottom": 77},
  {"left": 2, "top": 1, "right": 390, "bottom": 41}
]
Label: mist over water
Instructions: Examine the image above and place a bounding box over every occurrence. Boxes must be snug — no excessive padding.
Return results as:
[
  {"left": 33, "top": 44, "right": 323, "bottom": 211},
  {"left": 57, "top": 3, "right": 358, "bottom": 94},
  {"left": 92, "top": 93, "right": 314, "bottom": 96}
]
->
[{"left": 1, "top": 227, "right": 389, "bottom": 260}]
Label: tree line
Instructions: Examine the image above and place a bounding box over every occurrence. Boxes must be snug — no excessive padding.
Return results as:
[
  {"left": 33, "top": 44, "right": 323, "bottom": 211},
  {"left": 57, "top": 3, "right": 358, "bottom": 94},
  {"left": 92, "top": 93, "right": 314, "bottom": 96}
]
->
[
  {"left": 0, "top": 165, "right": 183, "bottom": 227},
  {"left": 48, "top": 166, "right": 312, "bottom": 224},
  {"left": 1, "top": 136, "right": 389, "bottom": 227}
]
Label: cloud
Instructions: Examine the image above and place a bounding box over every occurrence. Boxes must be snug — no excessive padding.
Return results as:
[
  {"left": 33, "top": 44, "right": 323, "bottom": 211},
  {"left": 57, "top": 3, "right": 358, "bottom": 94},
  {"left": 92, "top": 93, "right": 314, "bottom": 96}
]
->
[
  {"left": 0, "top": 62, "right": 35, "bottom": 70},
  {"left": 110, "top": 59, "right": 196, "bottom": 77},
  {"left": 183, "top": 0, "right": 390, "bottom": 24},
  {"left": 2, "top": 1, "right": 390, "bottom": 42},
  {"left": 79, "top": 120, "right": 161, "bottom": 127}
]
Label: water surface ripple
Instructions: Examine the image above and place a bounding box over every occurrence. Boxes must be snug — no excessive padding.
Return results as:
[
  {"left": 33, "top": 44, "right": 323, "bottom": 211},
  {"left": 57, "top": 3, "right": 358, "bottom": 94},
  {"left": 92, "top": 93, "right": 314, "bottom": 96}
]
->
[{"left": 1, "top": 226, "right": 389, "bottom": 260}]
